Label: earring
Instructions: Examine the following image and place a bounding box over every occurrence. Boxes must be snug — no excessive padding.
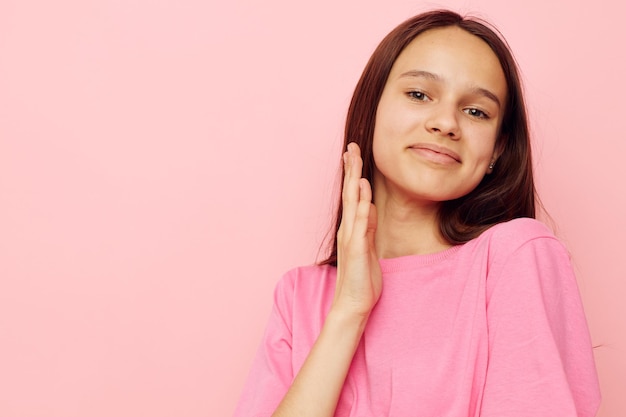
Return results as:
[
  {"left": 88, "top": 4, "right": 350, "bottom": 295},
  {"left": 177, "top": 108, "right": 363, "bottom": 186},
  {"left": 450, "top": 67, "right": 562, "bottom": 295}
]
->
[{"left": 488, "top": 162, "right": 495, "bottom": 170}]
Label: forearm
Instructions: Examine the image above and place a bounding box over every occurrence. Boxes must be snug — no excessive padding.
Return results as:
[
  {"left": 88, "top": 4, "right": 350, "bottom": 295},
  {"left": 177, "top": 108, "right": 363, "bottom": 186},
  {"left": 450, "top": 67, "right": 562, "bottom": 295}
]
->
[{"left": 271, "top": 309, "right": 368, "bottom": 417}]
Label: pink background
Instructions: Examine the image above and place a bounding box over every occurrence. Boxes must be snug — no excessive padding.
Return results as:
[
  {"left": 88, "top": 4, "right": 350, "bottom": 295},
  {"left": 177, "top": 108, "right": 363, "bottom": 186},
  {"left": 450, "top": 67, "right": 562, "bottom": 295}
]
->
[{"left": 0, "top": 0, "right": 623, "bottom": 416}]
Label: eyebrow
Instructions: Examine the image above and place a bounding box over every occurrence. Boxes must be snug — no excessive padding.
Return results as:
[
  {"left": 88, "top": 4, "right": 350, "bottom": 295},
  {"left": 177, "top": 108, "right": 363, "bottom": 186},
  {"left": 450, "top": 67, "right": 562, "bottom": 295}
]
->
[{"left": 398, "top": 70, "right": 502, "bottom": 109}]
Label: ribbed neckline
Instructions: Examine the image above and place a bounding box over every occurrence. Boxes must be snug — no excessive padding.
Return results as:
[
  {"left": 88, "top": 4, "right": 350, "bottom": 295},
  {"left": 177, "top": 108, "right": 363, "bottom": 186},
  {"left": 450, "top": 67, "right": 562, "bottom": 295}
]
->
[{"left": 378, "top": 243, "right": 464, "bottom": 273}]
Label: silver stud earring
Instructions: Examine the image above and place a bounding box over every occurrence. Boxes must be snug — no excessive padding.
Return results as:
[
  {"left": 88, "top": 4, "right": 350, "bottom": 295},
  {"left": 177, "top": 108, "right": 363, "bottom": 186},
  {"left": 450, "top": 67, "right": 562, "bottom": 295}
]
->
[{"left": 489, "top": 162, "right": 495, "bottom": 170}]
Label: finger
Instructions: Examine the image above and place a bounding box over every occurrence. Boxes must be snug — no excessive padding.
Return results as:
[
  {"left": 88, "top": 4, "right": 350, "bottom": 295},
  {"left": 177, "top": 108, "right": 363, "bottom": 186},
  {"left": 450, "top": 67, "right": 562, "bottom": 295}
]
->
[
  {"left": 351, "top": 178, "right": 374, "bottom": 242},
  {"left": 340, "top": 143, "right": 363, "bottom": 239},
  {"left": 338, "top": 150, "right": 352, "bottom": 242}
]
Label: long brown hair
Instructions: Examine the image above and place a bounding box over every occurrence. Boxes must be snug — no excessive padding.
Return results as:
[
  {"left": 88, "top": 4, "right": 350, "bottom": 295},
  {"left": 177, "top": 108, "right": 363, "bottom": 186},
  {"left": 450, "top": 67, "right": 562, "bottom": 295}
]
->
[{"left": 320, "top": 9, "right": 535, "bottom": 266}]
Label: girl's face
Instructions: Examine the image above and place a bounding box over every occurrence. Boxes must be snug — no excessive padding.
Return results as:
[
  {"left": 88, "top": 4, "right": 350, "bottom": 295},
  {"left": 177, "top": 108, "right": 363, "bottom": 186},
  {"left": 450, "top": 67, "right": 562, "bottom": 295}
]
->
[{"left": 372, "top": 26, "right": 507, "bottom": 206}]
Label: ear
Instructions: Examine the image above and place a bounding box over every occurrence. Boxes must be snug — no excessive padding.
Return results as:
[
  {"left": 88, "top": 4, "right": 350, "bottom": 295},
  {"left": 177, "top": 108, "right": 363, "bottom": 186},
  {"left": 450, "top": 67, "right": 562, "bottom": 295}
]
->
[{"left": 487, "top": 134, "right": 507, "bottom": 174}]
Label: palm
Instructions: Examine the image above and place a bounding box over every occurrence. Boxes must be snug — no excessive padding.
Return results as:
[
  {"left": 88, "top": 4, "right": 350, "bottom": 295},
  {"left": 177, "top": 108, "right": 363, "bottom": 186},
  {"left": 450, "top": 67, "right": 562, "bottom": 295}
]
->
[{"left": 333, "top": 143, "right": 382, "bottom": 318}]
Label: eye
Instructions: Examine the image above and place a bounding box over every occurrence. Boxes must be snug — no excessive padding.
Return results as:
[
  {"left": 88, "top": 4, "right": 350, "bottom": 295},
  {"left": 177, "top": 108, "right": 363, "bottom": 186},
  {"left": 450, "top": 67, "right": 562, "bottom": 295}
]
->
[
  {"left": 464, "top": 108, "right": 489, "bottom": 119},
  {"left": 407, "top": 90, "right": 430, "bottom": 102}
]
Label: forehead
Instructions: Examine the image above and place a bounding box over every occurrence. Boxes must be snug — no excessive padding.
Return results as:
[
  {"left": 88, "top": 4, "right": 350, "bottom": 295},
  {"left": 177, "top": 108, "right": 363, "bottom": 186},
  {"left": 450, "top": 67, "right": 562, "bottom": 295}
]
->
[{"left": 389, "top": 26, "right": 507, "bottom": 100}]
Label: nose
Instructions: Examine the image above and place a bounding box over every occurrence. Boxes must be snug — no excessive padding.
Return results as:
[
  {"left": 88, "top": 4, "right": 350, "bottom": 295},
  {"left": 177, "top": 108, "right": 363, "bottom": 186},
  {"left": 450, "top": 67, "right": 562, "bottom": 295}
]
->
[{"left": 425, "top": 102, "right": 460, "bottom": 140}]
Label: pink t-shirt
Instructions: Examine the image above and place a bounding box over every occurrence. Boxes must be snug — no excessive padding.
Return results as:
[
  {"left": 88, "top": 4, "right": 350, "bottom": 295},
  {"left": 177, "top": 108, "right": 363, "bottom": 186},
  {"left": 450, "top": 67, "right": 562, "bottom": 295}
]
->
[{"left": 234, "top": 218, "right": 600, "bottom": 416}]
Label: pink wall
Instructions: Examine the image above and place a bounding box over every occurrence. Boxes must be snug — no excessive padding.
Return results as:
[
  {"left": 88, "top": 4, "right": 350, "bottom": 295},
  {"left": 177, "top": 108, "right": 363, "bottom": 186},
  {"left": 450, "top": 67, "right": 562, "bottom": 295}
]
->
[{"left": 0, "top": 0, "right": 623, "bottom": 416}]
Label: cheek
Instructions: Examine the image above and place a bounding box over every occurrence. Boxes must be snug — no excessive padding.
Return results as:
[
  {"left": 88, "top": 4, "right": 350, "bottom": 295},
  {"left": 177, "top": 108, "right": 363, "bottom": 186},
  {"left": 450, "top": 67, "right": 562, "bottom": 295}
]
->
[
  {"left": 372, "top": 104, "right": 395, "bottom": 166},
  {"left": 373, "top": 104, "right": 420, "bottom": 149},
  {"left": 371, "top": 128, "right": 388, "bottom": 173},
  {"left": 467, "top": 129, "right": 500, "bottom": 164},
  {"left": 371, "top": 125, "right": 399, "bottom": 186}
]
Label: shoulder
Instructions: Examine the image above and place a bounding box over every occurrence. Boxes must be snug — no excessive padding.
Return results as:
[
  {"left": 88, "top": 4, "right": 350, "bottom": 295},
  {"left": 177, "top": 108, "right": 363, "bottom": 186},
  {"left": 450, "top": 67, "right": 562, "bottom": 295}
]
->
[
  {"left": 273, "top": 264, "right": 337, "bottom": 308},
  {"left": 278, "top": 264, "right": 336, "bottom": 289},
  {"left": 483, "top": 217, "right": 556, "bottom": 245},
  {"left": 477, "top": 219, "right": 577, "bottom": 296},
  {"left": 467, "top": 218, "right": 573, "bottom": 281},
  {"left": 477, "top": 217, "right": 566, "bottom": 258}
]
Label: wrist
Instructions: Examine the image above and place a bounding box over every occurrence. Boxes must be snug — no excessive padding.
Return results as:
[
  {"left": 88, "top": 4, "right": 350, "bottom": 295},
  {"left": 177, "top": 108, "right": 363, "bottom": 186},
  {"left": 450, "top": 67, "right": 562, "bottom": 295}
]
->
[{"left": 324, "top": 307, "right": 370, "bottom": 337}]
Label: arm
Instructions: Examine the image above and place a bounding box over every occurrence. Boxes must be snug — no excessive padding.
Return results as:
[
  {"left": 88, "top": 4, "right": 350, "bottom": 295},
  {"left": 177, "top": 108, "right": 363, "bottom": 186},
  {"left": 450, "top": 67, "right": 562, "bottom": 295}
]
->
[{"left": 271, "top": 143, "right": 381, "bottom": 417}]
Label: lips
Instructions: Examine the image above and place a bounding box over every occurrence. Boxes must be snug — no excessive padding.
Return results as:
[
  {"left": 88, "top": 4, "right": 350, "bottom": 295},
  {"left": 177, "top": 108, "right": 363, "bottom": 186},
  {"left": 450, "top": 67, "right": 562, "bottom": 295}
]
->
[{"left": 408, "top": 143, "right": 462, "bottom": 163}]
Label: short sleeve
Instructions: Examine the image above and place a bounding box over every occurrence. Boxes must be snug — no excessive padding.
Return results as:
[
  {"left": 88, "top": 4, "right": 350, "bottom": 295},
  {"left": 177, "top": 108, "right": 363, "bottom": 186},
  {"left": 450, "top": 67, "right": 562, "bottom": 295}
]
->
[
  {"left": 481, "top": 235, "right": 601, "bottom": 417},
  {"left": 232, "top": 275, "right": 295, "bottom": 417}
]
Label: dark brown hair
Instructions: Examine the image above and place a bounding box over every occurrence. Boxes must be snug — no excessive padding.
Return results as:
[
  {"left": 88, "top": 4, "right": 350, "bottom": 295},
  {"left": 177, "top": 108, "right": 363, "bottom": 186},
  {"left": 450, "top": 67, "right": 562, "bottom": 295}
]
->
[{"left": 320, "top": 9, "right": 536, "bottom": 266}]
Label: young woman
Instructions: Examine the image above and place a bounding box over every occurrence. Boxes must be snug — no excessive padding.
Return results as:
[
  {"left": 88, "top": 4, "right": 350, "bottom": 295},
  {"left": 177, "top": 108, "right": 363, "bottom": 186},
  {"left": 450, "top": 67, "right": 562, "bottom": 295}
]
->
[{"left": 234, "top": 9, "right": 601, "bottom": 417}]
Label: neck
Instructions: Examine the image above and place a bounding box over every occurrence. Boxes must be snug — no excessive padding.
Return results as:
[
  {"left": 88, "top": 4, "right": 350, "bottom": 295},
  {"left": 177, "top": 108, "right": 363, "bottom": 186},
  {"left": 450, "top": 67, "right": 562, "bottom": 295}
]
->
[{"left": 373, "top": 185, "right": 453, "bottom": 259}]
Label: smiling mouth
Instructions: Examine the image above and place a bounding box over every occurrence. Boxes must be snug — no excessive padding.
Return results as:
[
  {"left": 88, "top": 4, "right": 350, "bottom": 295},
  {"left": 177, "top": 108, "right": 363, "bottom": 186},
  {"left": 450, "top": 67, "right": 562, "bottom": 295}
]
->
[{"left": 408, "top": 144, "right": 462, "bottom": 164}]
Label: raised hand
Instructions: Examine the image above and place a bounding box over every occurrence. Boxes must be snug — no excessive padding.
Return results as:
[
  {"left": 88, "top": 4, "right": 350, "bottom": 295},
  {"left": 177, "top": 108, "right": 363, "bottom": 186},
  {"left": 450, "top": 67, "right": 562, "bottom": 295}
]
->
[
  {"left": 269, "top": 143, "right": 382, "bottom": 417},
  {"left": 332, "top": 143, "right": 382, "bottom": 319}
]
